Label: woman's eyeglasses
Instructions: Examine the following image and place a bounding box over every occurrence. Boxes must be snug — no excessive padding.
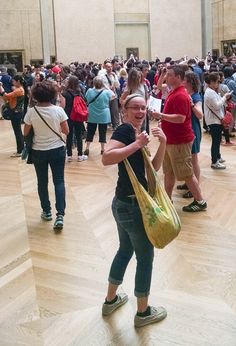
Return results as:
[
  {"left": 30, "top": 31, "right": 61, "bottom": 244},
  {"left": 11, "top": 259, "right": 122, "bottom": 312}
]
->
[{"left": 126, "top": 106, "right": 146, "bottom": 111}]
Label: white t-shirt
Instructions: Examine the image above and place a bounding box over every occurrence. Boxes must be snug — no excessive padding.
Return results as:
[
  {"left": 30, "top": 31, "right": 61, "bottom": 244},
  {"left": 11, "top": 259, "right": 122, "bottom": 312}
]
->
[
  {"left": 24, "top": 105, "right": 68, "bottom": 150},
  {"left": 204, "top": 88, "right": 226, "bottom": 126}
]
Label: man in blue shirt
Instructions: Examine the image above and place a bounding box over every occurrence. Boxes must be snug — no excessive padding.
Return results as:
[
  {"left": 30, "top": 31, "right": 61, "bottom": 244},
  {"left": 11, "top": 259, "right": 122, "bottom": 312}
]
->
[{"left": 0, "top": 67, "right": 12, "bottom": 119}]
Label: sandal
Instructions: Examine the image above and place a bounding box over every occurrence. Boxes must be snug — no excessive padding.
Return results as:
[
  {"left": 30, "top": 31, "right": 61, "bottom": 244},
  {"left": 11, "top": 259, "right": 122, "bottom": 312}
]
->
[
  {"left": 177, "top": 183, "right": 188, "bottom": 190},
  {"left": 183, "top": 191, "right": 193, "bottom": 198}
]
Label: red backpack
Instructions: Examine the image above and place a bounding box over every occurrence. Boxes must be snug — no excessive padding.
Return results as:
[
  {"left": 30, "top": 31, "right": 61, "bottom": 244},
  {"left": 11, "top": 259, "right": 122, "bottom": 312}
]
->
[{"left": 70, "top": 95, "right": 88, "bottom": 122}]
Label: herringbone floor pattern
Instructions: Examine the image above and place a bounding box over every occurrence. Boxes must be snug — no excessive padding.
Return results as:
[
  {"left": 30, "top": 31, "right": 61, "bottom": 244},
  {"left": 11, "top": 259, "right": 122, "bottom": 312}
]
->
[{"left": 0, "top": 119, "right": 236, "bottom": 346}]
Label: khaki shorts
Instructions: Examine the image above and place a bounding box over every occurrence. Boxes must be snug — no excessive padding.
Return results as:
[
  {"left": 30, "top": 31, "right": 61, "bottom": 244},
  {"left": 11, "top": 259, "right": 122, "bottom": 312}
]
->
[{"left": 163, "top": 142, "right": 193, "bottom": 181}]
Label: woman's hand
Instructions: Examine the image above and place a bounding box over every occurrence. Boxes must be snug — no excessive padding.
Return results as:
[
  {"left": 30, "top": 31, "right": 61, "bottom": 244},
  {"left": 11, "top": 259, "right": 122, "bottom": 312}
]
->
[
  {"left": 225, "top": 91, "right": 233, "bottom": 100},
  {"left": 151, "top": 126, "right": 166, "bottom": 143},
  {"left": 189, "top": 96, "right": 194, "bottom": 107},
  {"left": 135, "top": 131, "right": 150, "bottom": 148}
]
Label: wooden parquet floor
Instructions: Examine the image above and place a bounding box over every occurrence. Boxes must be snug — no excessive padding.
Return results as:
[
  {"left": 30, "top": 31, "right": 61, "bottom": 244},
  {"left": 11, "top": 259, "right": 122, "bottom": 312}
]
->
[{"left": 0, "top": 119, "right": 236, "bottom": 346}]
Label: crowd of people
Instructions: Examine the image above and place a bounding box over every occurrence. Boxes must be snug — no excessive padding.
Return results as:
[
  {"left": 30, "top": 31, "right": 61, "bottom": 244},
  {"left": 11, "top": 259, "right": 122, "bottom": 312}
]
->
[{"left": 0, "top": 52, "right": 236, "bottom": 327}]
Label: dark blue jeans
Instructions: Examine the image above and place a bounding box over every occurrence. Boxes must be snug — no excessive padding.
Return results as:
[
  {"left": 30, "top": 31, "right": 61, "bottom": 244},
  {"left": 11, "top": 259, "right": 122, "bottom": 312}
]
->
[
  {"left": 109, "top": 196, "right": 154, "bottom": 297},
  {"left": 32, "top": 146, "right": 66, "bottom": 216},
  {"left": 11, "top": 112, "right": 24, "bottom": 153},
  {"left": 66, "top": 119, "right": 84, "bottom": 156},
  {"left": 208, "top": 124, "right": 223, "bottom": 164}
]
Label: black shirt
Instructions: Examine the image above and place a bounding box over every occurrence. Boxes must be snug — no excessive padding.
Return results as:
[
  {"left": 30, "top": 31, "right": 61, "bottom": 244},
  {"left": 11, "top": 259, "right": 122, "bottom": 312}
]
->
[{"left": 111, "top": 123, "right": 148, "bottom": 199}]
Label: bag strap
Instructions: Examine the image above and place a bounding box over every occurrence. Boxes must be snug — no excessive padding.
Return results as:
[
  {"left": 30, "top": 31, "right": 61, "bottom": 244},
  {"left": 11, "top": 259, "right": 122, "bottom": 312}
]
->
[
  {"left": 206, "top": 103, "right": 222, "bottom": 121},
  {"left": 68, "top": 90, "right": 86, "bottom": 103},
  {"left": 88, "top": 89, "right": 104, "bottom": 105},
  {"left": 33, "top": 106, "right": 66, "bottom": 143},
  {"left": 105, "top": 74, "right": 112, "bottom": 86},
  {"left": 123, "top": 146, "right": 157, "bottom": 198}
]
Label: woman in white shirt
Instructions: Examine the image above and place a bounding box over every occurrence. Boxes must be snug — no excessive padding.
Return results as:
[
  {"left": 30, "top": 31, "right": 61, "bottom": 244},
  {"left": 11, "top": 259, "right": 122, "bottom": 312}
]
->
[
  {"left": 204, "top": 72, "right": 232, "bottom": 169},
  {"left": 24, "top": 81, "right": 69, "bottom": 231}
]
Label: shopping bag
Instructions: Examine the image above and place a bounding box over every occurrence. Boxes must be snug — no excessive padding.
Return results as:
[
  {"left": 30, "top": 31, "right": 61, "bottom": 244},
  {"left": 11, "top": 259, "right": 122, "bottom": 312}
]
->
[{"left": 124, "top": 147, "right": 181, "bottom": 248}]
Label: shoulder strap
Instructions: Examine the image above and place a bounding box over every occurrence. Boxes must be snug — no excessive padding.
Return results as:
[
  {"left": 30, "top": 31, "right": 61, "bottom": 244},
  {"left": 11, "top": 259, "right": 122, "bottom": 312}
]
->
[
  {"left": 143, "top": 83, "right": 149, "bottom": 101},
  {"left": 88, "top": 89, "right": 104, "bottom": 105},
  {"left": 205, "top": 103, "right": 222, "bottom": 121},
  {"left": 105, "top": 74, "right": 112, "bottom": 86},
  {"left": 34, "top": 106, "right": 66, "bottom": 143}
]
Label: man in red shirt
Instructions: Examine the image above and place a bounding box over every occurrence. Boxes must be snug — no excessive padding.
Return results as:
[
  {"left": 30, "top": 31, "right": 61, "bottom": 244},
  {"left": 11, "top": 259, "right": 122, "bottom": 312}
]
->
[{"left": 153, "top": 65, "right": 207, "bottom": 212}]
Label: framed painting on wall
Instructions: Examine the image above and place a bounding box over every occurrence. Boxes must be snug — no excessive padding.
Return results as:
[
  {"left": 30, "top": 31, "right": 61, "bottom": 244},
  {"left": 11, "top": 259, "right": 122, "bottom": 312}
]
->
[{"left": 126, "top": 48, "right": 139, "bottom": 60}]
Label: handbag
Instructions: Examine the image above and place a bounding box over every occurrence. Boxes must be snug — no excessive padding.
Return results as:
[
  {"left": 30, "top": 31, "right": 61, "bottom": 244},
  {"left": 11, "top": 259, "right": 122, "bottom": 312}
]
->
[
  {"left": 221, "top": 110, "right": 233, "bottom": 129},
  {"left": 207, "top": 104, "right": 233, "bottom": 129},
  {"left": 124, "top": 147, "right": 181, "bottom": 249},
  {"left": 2, "top": 103, "right": 14, "bottom": 120}
]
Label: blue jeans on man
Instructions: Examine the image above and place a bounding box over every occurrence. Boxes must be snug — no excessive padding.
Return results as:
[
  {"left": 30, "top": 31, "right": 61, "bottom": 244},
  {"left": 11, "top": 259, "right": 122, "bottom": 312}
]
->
[{"left": 32, "top": 146, "right": 66, "bottom": 216}]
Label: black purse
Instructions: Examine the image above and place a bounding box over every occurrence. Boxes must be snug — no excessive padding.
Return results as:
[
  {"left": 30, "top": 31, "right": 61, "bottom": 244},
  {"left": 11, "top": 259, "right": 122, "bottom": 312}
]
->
[{"left": 2, "top": 103, "right": 14, "bottom": 120}]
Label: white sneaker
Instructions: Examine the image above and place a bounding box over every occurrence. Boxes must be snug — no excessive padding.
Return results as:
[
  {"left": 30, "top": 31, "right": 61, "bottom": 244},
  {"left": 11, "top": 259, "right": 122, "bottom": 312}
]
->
[
  {"left": 218, "top": 158, "right": 225, "bottom": 163},
  {"left": 102, "top": 293, "right": 128, "bottom": 316},
  {"left": 77, "top": 155, "right": 88, "bottom": 162},
  {"left": 211, "top": 162, "right": 226, "bottom": 169},
  {"left": 10, "top": 152, "right": 22, "bottom": 158},
  {"left": 134, "top": 306, "right": 167, "bottom": 328},
  {"left": 67, "top": 156, "right": 73, "bottom": 162}
]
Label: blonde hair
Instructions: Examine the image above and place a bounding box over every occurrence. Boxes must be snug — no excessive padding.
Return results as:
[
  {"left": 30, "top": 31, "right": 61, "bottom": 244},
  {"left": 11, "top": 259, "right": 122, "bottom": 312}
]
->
[{"left": 119, "top": 68, "right": 128, "bottom": 78}]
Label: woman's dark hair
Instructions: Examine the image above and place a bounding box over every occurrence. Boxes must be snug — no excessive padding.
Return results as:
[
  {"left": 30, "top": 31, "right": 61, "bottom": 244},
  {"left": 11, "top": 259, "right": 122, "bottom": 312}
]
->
[
  {"left": 35, "top": 72, "right": 44, "bottom": 82},
  {"left": 184, "top": 71, "right": 200, "bottom": 93},
  {"left": 31, "top": 81, "right": 57, "bottom": 102},
  {"left": 12, "top": 74, "right": 26, "bottom": 88},
  {"left": 223, "top": 67, "right": 234, "bottom": 78},
  {"left": 75, "top": 68, "right": 86, "bottom": 82},
  {"left": 204, "top": 72, "right": 219, "bottom": 84},
  {"left": 198, "top": 61, "right": 205, "bottom": 70},
  {"left": 209, "top": 63, "right": 218, "bottom": 72},
  {"left": 12, "top": 74, "right": 25, "bottom": 85},
  {"left": 66, "top": 75, "right": 81, "bottom": 93},
  {"left": 61, "top": 66, "right": 70, "bottom": 75}
]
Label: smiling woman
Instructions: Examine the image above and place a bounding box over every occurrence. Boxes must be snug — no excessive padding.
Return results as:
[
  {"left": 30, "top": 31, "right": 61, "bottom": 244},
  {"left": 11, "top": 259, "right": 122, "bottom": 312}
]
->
[
  {"left": 121, "top": 94, "right": 147, "bottom": 128},
  {"left": 101, "top": 93, "right": 168, "bottom": 328}
]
